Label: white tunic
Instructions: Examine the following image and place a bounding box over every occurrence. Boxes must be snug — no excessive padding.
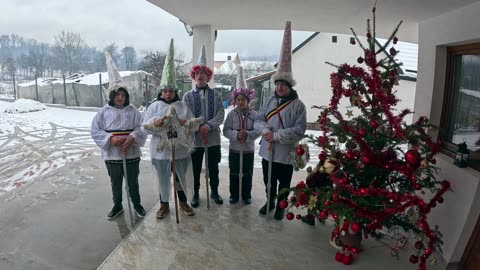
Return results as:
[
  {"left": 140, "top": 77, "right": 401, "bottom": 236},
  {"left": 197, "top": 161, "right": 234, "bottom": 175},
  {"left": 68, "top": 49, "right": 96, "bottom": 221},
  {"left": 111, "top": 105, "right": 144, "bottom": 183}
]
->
[{"left": 91, "top": 104, "right": 147, "bottom": 161}]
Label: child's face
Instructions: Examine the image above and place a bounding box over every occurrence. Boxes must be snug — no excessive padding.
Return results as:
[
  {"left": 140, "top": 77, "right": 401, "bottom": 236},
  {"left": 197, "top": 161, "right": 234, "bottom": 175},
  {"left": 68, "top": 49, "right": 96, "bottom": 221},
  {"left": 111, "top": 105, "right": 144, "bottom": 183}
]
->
[
  {"left": 161, "top": 89, "right": 176, "bottom": 101},
  {"left": 235, "top": 94, "right": 248, "bottom": 110},
  {"left": 114, "top": 92, "right": 126, "bottom": 107},
  {"left": 194, "top": 70, "right": 208, "bottom": 86}
]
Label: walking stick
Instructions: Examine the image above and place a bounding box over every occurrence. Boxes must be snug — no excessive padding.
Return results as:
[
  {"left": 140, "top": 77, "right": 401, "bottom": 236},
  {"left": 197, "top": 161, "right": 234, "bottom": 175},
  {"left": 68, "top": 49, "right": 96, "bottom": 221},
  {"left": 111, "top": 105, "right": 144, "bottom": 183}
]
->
[
  {"left": 122, "top": 154, "right": 134, "bottom": 224},
  {"left": 201, "top": 90, "right": 210, "bottom": 209},
  {"left": 204, "top": 139, "right": 210, "bottom": 209},
  {"left": 238, "top": 114, "right": 245, "bottom": 201},
  {"left": 171, "top": 137, "right": 180, "bottom": 224},
  {"left": 266, "top": 142, "right": 273, "bottom": 216}
]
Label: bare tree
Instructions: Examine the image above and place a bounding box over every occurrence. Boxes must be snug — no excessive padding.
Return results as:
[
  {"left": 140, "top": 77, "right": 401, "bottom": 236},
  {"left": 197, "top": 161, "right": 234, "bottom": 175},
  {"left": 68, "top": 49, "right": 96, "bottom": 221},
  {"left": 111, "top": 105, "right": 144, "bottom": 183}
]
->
[
  {"left": 28, "top": 42, "right": 49, "bottom": 77},
  {"left": 53, "top": 31, "right": 86, "bottom": 74},
  {"left": 138, "top": 51, "right": 166, "bottom": 79},
  {"left": 121, "top": 46, "right": 137, "bottom": 70}
]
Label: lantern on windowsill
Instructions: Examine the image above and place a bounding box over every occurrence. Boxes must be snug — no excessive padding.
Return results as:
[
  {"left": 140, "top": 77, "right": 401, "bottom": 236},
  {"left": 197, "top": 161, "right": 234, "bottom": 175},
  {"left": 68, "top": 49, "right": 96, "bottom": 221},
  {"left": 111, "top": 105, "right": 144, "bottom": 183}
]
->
[{"left": 454, "top": 140, "right": 470, "bottom": 168}]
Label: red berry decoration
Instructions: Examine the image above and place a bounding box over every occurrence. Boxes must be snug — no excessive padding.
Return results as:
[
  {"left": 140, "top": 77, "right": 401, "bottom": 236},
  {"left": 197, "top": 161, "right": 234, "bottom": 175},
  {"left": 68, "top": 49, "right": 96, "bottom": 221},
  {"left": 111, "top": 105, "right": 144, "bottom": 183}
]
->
[
  {"left": 425, "top": 248, "right": 433, "bottom": 255},
  {"left": 351, "top": 39, "right": 356, "bottom": 45},
  {"left": 351, "top": 223, "right": 362, "bottom": 233},
  {"left": 389, "top": 47, "right": 397, "bottom": 56},
  {"left": 286, "top": 212, "right": 294, "bottom": 220},
  {"left": 405, "top": 149, "right": 421, "bottom": 168},
  {"left": 357, "top": 57, "right": 364, "bottom": 64},
  {"left": 296, "top": 214, "right": 302, "bottom": 220},
  {"left": 278, "top": 200, "right": 288, "bottom": 209},
  {"left": 370, "top": 120, "right": 378, "bottom": 128},
  {"left": 335, "top": 252, "right": 344, "bottom": 262},
  {"left": 343, "top": 254, "right": 353, "bottom": 265},
  {"left": 409, "top": 255, "right": 419, "bottom": 264},
  {"left": 296, "top": 146, "right": 305, "bottom": 156},
  {"left": 393, "top": 36, "right": 398, "bottom": 44}
]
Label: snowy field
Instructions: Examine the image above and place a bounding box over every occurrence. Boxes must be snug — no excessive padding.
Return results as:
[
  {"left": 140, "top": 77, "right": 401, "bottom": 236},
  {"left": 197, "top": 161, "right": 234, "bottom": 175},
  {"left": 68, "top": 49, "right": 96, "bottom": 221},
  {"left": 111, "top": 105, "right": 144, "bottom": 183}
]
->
[{"left": 0, "top": 100, "right": 321, "bottom": 195}]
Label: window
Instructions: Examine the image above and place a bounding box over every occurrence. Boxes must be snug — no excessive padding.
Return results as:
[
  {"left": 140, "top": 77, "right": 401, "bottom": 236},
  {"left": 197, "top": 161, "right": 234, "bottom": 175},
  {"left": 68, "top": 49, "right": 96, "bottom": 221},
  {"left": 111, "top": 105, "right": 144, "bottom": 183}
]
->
[
  {"left": 332, "top": 36, "right": 337, "bottom": 43},
  {"left": 440, "top": 43, "right": 480, "bottom": 170},
  {"left": 227, "top": 56, "right": 231, "bottom": 60}
]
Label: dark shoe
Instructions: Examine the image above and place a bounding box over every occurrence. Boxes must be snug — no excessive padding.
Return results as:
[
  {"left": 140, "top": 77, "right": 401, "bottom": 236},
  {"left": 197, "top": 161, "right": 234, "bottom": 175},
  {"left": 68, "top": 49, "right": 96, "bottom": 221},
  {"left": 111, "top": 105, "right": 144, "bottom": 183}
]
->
[
  {"left": 259, "top": 202, "right": 275, "bottom": 215},
  {"left": 107, "top": 205, "right": 124, "bottom": 220},
  {"left": 179, "top": 202, "right": 195, "bottom": 216},
  {"left": 210, "top": 192, "right": 223, "bottom": 205},
  {"left": 243, "top": 198, "right": 252, "bottom": 205},
  {"left": 274, "top": 206, "right": 285, "bottom": 220},
  {"left": 156, "top": 202, "right": 170, "bottom": 219},
  {"left": 191, "top": 192, "right": 199, "bottom": 208},
  {"left": 301, "top": 215, "right": 315, "bottom": 226},
  {"left": 134, "top": 204, "right": 146, "bottom": 218},
  {"left": 229, "top": 197, "right": 239, "bottom": 204}
]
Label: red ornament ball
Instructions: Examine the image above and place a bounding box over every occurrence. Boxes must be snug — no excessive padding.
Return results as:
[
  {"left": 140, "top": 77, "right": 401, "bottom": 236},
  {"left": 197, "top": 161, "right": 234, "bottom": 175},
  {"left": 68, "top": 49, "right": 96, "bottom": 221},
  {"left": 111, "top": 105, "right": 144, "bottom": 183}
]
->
[
  {"left": 286, "top": 212, "right": 294, "bottom": 220},
  {"left": 343, "top": 254, "right": 353, "bottom": 265},
  {"left": 290, "top": 196, "right": 296, "bottom": 202},
  {"left": 370, "top": 120, "right": 378, "bottom": 128},
  {"left": 332, "top": 213, "right": 339, "bottom": 220},
  {"left": 415, "top": 241, "right": 424, "bottom": 250},
  {"left": 366, "top": 32, "right": 372, "bottom": 38},
  {"left": 405, "top": 149, "right": 421, "bottom": 167},
  {"left": 351, "top": 223, "right": 362, "bottom": 234},
  {"left": 319, "top": 211, "right": 329, "bottom": 220},
  {"left": 278, "top": 200, "right": 288, "bottom": 209},
  {"left": 409, "top": 255, "right": 419, "bottom": 264},
  {"left": 438, "top": 197, "right": 444, "bottom": 203},
  {"left": 362, "top": 155, "right": 373, "bottom": 164},
  {"left": 296, "top": 214, "right": 302, "bottom": 220},
  {"left": 357, "top": 57, "right": 364, "bottom": 64},
  {"left": 393, "top": 37, "right": 398, "bottom": 44},
  {"left": 296, "top": 147, "right": 305, "bottom": 156},
  {"left": 324, "top": 200, "right": 331, "bottom": 207},
  {"left": 294, "top": 202, "right": 300, "bottom": 208},
  {"left": 425, "top": 248, "right": 433, "bottom": 255},
  {"left": 358, "top": 128, "right": 367, "bottom": 137},
  {"left": 351, "top": 39, "right": 356, "bottom": 45},
  {"left": 335, "top": 252, "right": 344, "bottom": 262},
  {"left": 318, "top": 152, "right": 328, "bottom": 161},
  {"left": 414, "top": 183, "right": 422, "bottom": 190}
]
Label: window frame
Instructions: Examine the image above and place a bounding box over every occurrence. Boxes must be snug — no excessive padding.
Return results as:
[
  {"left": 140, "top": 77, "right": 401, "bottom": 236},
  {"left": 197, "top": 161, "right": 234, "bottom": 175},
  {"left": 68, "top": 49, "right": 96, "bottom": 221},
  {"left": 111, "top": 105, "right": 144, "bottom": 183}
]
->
[{"left": 439, "top": 42, "right": 480, "bottom": 171}]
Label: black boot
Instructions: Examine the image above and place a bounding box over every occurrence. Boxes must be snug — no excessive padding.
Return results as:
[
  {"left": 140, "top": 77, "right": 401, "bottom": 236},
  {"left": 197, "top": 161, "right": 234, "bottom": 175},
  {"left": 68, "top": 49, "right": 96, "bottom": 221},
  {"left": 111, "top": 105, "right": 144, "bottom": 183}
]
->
[
  {"left": 191, "top": 192, "right": 199, "bottom": 208},
  {"left": 259, "top": 201, "right": 275, "bottom": 215},
  {"left": 107, "top": 204, "right": 123, "bottom": 220},
  {"left": 210, "top": 191, "right": 223, "bottom": 205}
]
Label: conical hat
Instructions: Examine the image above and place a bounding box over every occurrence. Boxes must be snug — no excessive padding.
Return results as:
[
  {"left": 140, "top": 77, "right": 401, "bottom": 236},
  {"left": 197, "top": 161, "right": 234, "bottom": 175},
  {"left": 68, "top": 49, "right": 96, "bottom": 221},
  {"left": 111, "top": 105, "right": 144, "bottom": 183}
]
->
[
  {"left": 236, "top": 66, "right": 247, "bottom": 89},
  {"left": 160, "top": 38, "right": 176, "bottom": 90},
  {"left": 190, "top": 45, "right": 213, "bottom": 81},
  {"left": 271, "top": 21, "right": 296, "bottom": 86},
  {"left": 105, "top": 52, "right": 127, "bottom": 91},
  {"left": 197, "top": 45, "right": 207, "bottom": 65}
]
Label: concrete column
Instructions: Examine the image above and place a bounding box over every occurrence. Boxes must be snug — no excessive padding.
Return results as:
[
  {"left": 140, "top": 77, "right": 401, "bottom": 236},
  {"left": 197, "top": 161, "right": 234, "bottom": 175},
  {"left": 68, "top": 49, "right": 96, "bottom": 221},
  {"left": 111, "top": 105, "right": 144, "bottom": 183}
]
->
[{"left": 192, "top": 25, "right": 215, "bottom": 87}]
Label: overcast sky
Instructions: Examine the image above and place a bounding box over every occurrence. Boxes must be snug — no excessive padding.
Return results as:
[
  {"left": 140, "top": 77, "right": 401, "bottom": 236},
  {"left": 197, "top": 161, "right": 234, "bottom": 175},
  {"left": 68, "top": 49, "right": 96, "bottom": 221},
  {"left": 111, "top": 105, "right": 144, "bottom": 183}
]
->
[{"left": 1, "top": 0, "right": 313, "bottom": 61}]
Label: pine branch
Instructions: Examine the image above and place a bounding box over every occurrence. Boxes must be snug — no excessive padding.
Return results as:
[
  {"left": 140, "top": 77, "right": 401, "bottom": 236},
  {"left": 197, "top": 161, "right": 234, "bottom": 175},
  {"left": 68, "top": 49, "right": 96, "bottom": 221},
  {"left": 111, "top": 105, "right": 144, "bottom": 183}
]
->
[
  {"left": 376, "top": 21, "right": 403, "bottom": 55},
  {"left": 350, "top": 28, "right": 367, "bottom": 51}
]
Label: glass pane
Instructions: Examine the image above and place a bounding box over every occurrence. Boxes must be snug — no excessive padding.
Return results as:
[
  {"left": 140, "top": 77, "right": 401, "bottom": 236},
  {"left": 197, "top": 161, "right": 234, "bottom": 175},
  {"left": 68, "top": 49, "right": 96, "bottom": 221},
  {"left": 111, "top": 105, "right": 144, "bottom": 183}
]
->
[{"left": 448, "top": 54, "right": 480, "bottom": 151}]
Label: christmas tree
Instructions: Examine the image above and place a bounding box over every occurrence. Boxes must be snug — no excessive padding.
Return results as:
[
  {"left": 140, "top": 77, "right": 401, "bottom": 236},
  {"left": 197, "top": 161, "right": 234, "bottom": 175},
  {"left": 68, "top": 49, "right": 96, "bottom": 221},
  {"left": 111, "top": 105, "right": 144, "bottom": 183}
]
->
[{"left": 280, "top": 5, "right": 451, "bottom": 270}]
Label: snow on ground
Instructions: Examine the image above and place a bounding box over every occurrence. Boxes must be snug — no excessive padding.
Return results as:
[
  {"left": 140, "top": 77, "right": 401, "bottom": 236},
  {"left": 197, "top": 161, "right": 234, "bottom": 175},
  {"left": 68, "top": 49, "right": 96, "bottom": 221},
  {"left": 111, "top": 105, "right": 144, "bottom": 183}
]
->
[
  {"left": 4, "top": 98, "right": 47, "bottom": 113},
  {"left": 0, "top": 100, "right": 97, "bottom": 194},
  {"left": 0, "top": 102, "right": 322, "bottom": 196}
]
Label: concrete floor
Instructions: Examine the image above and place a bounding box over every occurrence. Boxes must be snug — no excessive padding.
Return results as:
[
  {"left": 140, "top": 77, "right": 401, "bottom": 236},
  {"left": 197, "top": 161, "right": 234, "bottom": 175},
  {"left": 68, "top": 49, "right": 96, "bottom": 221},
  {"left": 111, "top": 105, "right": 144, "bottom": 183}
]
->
[
  {"left": 0, "top": 154, "right": 159, "bottom": 270},
  {"left": 97, "top": 168, "right": 446, "bottom": 270}
]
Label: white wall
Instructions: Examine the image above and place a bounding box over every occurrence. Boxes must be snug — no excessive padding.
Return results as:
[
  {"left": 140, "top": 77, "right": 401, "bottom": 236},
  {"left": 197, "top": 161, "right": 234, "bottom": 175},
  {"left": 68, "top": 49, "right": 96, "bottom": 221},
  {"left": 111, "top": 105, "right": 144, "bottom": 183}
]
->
[
  {"left": 292, "top": 33, "right": 416, "bottom": 124},
  {"left": 416, "top": 1, "right": 480, "bottom": 264}
]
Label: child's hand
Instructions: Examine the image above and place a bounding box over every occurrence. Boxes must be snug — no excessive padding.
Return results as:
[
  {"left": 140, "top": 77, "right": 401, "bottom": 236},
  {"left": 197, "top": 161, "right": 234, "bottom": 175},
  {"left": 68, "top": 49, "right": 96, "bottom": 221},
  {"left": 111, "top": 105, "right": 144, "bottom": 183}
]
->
[
  {"left": 237, "top": 130, "right": 247, "bottom": 142},
  {"left": 110, "top": 136, "right": 126, "bottom": 146},
  {"left": 154, "top": 118, "right": 164, "bottom": 127},
  {"left": 179, "top": 119, "right": 188, "bottom": 126}
]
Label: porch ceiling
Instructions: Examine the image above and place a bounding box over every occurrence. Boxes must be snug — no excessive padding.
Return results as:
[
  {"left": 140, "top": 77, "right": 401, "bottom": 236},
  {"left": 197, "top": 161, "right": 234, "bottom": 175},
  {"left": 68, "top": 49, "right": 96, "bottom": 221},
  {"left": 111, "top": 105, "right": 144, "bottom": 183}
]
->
[{"left": 147, "top": 0, "right": 479, "bottom": 43}]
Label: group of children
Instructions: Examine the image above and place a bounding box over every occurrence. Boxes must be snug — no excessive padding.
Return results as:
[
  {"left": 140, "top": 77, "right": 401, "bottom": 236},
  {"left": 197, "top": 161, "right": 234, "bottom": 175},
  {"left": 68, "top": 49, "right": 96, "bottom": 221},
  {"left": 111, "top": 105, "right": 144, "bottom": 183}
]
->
[{"left": 91, "top": 21, "right": 307, "bottom": 222}]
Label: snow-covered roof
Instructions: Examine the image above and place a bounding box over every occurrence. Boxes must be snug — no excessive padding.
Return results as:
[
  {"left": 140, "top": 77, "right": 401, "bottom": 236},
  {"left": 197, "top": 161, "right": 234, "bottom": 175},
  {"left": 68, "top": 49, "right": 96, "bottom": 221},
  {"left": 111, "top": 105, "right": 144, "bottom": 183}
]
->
[
  {"left": 241, "top": 61, "right": 276, "bottom": 71},
  {"left": 214, "top": 53, "right": 238, "bottom": 62},
  {"left": 18, "top": 71, "right": 152, "bottom": 87},
  {"left": 215, "top": 60, "right": 238, "bottom": 75},
  {"left": 460, "top": 88, "right": 480, "bottom": 99}
]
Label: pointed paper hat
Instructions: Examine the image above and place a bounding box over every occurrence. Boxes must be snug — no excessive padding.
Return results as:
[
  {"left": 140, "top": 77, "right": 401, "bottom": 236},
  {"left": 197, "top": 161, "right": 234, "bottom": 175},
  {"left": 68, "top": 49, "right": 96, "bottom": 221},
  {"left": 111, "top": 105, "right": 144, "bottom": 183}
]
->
[
  {"left": 160, "top": 38, "right": 176, "bottom": 90},
  {"left": 105, "top": 51, "right": 127, "bottom": 92},
  {"left": 190, "top": 45, "right": 213, "bottom": 81},
  {"left": 231, "top": 66, "right": 255, "bottom": 105},
  {"left": 271, "top": 21, "right": 296, "bottom": 86}
]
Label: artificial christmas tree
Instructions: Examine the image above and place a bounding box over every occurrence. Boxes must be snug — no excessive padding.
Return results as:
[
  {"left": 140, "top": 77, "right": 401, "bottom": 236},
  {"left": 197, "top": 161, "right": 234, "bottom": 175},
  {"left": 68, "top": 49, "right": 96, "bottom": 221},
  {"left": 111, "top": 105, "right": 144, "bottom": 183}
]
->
[{"left": 280, "top": 5, "right": 451, "bottom": 270}]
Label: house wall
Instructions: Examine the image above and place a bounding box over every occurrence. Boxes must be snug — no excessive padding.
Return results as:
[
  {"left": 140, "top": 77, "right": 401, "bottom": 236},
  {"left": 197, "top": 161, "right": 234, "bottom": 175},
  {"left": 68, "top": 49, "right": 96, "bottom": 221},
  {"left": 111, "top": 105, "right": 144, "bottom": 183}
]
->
[
  {"left": 292, "top": 33, "right": 416, "bottom": 124},
  {"left": 416, "top": 1, "right": 480, "bottom": 264}
]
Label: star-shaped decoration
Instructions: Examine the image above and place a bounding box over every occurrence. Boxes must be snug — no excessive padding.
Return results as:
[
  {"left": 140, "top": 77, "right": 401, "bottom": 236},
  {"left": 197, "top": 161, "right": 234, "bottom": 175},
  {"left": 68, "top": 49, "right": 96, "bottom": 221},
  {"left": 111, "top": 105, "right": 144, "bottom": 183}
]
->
[{"left": 346, "top": 110, "right": 354, "bottom": 118}]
